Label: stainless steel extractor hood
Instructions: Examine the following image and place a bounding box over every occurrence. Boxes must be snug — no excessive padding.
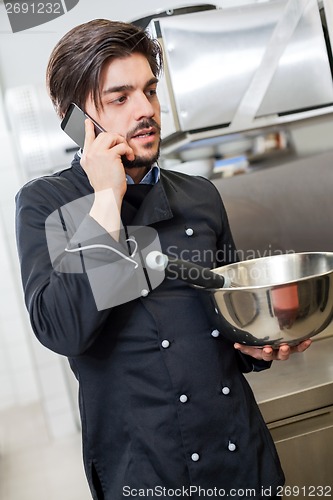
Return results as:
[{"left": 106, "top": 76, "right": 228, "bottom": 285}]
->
[{"left": 147, "top": 0, "right": 333, "bottom": 154}]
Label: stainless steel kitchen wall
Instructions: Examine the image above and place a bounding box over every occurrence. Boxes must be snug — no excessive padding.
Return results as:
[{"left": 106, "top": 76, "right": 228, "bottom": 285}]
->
[{"left": 149, "top": 0, "right": 333, "bottom": 145}]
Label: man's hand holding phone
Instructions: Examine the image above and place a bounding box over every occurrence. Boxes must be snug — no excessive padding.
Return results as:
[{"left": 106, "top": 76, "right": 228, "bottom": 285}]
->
[
  {"left": 61, "top": 102, "right": 134, "bottom": 197},
  {"left": 81, "top": 119, "right": 134, "bottom": 238},
  {"left": 60, "top": 102, "right": 135, "bottom": 236},
  {"left": 81, "top": 118, "right": 134, "bottom": 196}
]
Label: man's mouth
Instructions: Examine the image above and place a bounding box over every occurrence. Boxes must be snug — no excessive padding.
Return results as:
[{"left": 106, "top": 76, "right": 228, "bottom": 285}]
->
[{"left": 131, "top": 128, "right": 156, "bottom": 139}]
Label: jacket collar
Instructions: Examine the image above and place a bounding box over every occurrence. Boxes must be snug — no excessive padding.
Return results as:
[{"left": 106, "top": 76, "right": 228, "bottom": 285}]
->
[
  {"left": 71, "top": 154, "right": 174, "bottom": 226},
  {"left": 130, "top": 172, "right": 174, "bottom": 226}
]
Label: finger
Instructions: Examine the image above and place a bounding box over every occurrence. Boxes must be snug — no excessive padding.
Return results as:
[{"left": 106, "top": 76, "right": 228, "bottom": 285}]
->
[
  {"left": 93, "top": 132, "right": 135, "bottom": 161},
  {"left": 233, "top": 343, "right": 262, "bottom": 360},
  {"left": 83, "top": 118, "right": 96, "bottom": 151},
  {"left": 112, "top": 142, "right": 135, "bottom": 162},
  {"left": 294, "top": 338, "right": 312, "bottom": 353},
  {"left": 234, "top": 342, "right": 244, "bottom": 353},
  {"left": 262, "top": 346, "right": 273, "bottom": 356},
  {"left": 93, "top": 130, "right": 126, "bottom": 147},
  {"left": 261, "top": 346, "right": 275, "bottom": 361},
  {"left": 275, "top": 344, "right": 290, "bottom": 361}
]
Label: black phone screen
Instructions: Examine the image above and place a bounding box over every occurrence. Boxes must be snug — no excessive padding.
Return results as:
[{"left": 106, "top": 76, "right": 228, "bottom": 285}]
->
[{"left": 60, "top": 102, "right": 105, "bottom": 149}]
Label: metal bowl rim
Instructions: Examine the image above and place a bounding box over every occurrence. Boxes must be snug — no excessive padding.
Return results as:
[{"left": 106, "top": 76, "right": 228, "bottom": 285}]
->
[{"left": 209, "top": 251, "right": 333, "bottom": 291}]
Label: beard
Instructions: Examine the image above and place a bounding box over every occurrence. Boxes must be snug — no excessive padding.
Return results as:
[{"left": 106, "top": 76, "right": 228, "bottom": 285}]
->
[
  {"left": 121, "top": 118, "right": 161, "bottom": 170},
  {"left": 121, "top": 140, "right": 161, "bottom": 170}
]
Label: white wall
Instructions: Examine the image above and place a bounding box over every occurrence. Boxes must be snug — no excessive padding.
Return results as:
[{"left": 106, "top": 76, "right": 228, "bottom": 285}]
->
[
  {"left": 0, "top": 86, "right": 82, "bottom": 438},
  {"left": 0, "top": 94, "right": 40, "bottom": 410}
]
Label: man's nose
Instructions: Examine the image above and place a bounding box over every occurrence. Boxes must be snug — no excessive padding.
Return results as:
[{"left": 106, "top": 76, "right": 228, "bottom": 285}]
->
[{"left": 133, "top": 92, "right": 155, "bottom": 120}]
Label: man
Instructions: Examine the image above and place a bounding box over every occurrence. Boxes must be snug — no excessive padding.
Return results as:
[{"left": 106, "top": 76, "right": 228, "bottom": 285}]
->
[{"left": 15, "top": 19, "right": 310, "bottom": 500}]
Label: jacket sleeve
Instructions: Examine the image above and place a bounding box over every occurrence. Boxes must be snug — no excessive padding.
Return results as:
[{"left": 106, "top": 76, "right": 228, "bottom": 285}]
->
[{"left": 15, "top": 180, "right": 143, "bottom": 357}]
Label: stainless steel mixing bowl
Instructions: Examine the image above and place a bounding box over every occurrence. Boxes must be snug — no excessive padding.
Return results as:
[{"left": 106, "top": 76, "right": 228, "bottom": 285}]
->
[{"left": 208, "top": 252, "right": 333, "bottom": 347}]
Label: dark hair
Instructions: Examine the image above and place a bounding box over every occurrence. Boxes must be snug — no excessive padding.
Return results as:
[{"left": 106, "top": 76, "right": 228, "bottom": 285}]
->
[{"left": 46, "top": 19, "right": 163, "bottom": 118}]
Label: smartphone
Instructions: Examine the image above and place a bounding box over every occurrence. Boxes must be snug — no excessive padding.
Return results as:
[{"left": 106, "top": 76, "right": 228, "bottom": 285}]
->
[{"left": 60, "top": 102, "right": 105, "bottom": 149}]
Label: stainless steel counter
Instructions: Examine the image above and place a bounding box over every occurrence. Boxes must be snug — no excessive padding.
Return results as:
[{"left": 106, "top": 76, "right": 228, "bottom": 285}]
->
[
  {"left": 246, "top": 332, "right": 333, "bottom": 491},
  {"left": 245, "top": 332, "right": 333, "bottom": 423}
]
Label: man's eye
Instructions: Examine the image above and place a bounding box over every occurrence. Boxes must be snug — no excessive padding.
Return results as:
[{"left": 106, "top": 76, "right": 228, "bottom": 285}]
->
[
  {"left": 112, "top": 95, "right": 127, "bottom": 104},
  {"left": 147, "top": 88, "right": 157, "bottom": 97}
]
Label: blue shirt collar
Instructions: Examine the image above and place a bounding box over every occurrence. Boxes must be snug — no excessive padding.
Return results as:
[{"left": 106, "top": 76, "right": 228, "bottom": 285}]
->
[
  {"left": 77, "top": 149, "right": 160, "bottom": 185},
  {"left": 126, "top": 164, "right": 160, "bottom": 185}
]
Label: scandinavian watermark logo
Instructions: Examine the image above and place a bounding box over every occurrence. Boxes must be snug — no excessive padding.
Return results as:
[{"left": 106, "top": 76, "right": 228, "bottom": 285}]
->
[
  {"left": 4, "top": 0, "right": 80, "bottom": 33},
  {"left": 45, "top": 193, "right": 165, "bottom": 311}
]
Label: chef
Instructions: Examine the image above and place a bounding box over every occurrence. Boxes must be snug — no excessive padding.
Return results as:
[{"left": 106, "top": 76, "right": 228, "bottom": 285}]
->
[{"left": 15, "top": 19, "right": 311, "bottom": 500}]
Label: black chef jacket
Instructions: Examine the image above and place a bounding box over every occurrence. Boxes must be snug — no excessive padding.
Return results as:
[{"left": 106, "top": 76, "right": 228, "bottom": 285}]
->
[{"left": 15, "top": 154, "right": 285, "bottom": 499}]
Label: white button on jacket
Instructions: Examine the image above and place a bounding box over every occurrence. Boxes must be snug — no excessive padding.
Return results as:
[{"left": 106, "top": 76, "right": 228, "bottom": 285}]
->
[
  {"left": 228, "top": 442, "right": 237, "bottom": 452},
  {"left": 191, "top": 453, "right": 200, "bottom": 462},
  {"left": 161, "top": 340, "right": 170, "bottom": 349}
]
